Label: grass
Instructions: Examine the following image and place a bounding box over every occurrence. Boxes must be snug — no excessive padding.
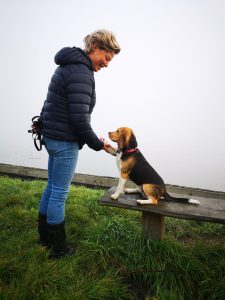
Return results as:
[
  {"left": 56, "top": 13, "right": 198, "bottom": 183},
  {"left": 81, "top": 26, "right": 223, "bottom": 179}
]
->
[{"left": 0, "top": 175, "right": 225, "bottom": 300}]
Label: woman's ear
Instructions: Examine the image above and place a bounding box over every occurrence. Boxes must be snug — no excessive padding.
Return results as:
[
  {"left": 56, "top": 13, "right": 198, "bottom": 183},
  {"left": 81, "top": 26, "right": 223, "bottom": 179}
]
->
[{"left": 91, "top": 43, "right": 98, "bottom": 51}]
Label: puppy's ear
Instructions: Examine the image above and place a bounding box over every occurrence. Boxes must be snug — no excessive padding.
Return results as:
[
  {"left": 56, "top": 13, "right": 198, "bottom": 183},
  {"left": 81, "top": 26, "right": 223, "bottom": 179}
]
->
[
  {"left": 119, "top": 128, "right": 138, "bottom": 150},
  {"left": 128, "top": 132, "right": 138, "bottom": 148},
  {"left": 118, "top": 134, "right": 126, "bottom": 150}
]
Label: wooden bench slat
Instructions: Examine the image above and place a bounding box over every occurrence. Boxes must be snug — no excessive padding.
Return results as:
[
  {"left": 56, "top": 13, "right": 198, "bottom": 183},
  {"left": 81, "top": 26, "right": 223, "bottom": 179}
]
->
[{"left": 99, "top": 187, "right": 225, "bottom": 225}]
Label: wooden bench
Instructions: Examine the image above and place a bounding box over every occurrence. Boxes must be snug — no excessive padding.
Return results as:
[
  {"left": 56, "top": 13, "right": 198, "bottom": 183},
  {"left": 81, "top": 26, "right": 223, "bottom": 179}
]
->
[{"left": 99, "top": 187, "right": 225, "bottom": 240}]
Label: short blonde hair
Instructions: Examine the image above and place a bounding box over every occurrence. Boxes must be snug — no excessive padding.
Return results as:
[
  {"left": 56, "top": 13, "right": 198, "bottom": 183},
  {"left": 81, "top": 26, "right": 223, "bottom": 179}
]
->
[{"left": 83, "top": 29, "right": 121, "bottom": 54}]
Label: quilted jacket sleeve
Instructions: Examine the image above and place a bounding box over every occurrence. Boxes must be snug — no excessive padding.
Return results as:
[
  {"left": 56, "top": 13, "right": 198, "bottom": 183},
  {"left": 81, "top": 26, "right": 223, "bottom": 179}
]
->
[{"left": 66, "top": 70, "right": 104, "bottom": 151}]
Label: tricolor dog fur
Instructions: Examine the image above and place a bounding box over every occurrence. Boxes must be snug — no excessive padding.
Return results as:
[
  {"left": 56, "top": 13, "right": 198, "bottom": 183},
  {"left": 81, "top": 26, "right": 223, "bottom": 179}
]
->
[{"left": 107, "top": 127, "right": 200, "bottom": 205}]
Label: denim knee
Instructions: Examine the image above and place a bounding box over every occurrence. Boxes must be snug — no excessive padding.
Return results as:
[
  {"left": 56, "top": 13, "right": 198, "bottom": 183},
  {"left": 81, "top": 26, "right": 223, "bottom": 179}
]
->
[{"left": 47, "top": 185, "right": 70, "bottom": 224}]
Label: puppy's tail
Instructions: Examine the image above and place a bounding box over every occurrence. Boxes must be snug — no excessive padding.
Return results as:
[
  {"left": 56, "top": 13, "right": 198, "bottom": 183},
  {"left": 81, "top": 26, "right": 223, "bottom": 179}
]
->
[{"left": 164, "top": 192, "right": 200, "bottom": 205}]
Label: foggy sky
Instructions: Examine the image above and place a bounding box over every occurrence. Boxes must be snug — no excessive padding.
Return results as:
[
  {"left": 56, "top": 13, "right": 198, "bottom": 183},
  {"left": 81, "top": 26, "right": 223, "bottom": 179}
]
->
[{"left": 0, "top": 0, "right": 225, "bottom": 192}]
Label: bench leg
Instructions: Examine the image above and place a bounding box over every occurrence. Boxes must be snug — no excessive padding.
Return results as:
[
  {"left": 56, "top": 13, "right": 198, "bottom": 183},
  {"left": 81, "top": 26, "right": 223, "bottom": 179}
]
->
[{"left": 141, "top": 212, "right": 165, "bottom": 240}]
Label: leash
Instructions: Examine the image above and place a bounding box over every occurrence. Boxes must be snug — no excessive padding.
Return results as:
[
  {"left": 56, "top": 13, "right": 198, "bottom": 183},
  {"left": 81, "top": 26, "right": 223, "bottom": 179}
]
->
[
  {"left": 28, "top": 116, "right": 43, "bottom": 151},
  {"left": 33, "top": 132, "right": 43, "bottom": 151}
]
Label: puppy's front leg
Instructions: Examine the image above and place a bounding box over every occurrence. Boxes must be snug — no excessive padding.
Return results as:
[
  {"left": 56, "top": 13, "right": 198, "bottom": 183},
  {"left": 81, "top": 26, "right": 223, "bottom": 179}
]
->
[
  {"left": 104, "top": 145, "right": 117, "bottom": 156},
  {"left": 111, "top": 177, "right": 127, "bottom": 200}
]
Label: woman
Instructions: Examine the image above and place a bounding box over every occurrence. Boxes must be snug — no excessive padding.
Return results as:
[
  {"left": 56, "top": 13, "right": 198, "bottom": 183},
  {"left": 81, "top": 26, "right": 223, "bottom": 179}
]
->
[{"left": 37, "top": 29, "right": 121, "bottom": 259}]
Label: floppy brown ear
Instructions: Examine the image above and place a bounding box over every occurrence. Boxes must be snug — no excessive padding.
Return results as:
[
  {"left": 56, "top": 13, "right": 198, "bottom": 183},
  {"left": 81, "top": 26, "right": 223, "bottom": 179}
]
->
[
  {"left": 119, "top": 128, "right": 138, "bottom": 150},
  {"left": 128, "top": 132, "right": 138, "bottom": 148},
  {"left": 118, "top": 134, "right": 126, "bottom": 149}
]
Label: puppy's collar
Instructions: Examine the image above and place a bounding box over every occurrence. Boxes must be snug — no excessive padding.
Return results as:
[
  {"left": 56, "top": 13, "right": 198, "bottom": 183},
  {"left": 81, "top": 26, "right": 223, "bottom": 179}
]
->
[
  {"left": 119, "top": 148, "right": 138, "bottom": 154},
  {"left": 125, "top": 148, "right": 138, "bottom": 154},
  {"left": 116, "top": 148, "right": 138, "bottom": 154}
]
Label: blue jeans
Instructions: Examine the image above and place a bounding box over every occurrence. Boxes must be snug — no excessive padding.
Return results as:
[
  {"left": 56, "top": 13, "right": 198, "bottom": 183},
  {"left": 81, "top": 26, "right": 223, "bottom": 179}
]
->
[{"left": 39, "top": 136, "right": 79, "bottom": 224}]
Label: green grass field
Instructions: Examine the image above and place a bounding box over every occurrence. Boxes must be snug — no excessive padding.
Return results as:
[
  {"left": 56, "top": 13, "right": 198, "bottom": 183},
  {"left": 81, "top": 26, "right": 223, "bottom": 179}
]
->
[{"left": 0, "top": 175, "right": 225, "bottom": 300}]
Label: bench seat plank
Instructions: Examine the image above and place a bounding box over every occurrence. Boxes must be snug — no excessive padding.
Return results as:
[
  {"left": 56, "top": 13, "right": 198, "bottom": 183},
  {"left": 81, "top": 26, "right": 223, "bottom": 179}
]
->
[{"left": 99, "top": 187, "right": 225, "bottom": 225}]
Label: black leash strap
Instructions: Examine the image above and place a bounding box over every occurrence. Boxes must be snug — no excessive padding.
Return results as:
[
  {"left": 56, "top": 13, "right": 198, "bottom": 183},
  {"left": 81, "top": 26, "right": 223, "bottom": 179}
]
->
[
  {"left": 33, "top": 132, "right": 43, "bottom": 151},
  {"left": 28, "top": 116, "right": 43, "bottom": 151}
]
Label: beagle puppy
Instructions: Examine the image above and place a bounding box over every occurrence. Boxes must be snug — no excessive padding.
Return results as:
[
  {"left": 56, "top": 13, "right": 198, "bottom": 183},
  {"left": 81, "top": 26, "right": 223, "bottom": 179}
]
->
[{"left": 107, "top": 127, "right": 200, "bottom": 205}]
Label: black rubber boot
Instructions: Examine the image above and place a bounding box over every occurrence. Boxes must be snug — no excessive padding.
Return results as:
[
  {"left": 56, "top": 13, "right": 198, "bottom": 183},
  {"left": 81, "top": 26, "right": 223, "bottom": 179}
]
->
[
  {"left": 37, "top": 212, "right": 49, "bottom": 247},
  {"left": 47, "top": 221, "right": 75, "bottom": 259}
]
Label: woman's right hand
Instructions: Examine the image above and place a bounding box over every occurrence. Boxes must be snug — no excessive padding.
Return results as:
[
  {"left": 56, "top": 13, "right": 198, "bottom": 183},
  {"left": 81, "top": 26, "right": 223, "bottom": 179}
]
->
[{"left": 100, "top": 137, "right": 111, "bottom": 153}]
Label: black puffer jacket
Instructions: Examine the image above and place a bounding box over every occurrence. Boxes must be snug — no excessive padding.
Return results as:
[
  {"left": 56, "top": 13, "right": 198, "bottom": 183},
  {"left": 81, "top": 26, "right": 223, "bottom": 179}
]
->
[{"left": 40, "top": 47, "right": 104, "bottom": 151}]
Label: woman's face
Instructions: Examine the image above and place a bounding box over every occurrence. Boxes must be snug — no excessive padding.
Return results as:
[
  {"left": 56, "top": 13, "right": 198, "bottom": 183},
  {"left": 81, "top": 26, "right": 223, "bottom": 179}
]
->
[{"left": 88, "top": 45, "right": 115, "bottom": 72}]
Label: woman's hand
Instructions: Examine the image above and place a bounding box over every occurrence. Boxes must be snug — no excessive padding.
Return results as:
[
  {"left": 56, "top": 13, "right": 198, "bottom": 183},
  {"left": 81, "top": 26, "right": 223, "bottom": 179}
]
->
[
  {"left": 100, "top": 137, "right": 117, "bottom": 155},
  {"left": 100, "top": 137, "right": 111, "bottom": 152}
]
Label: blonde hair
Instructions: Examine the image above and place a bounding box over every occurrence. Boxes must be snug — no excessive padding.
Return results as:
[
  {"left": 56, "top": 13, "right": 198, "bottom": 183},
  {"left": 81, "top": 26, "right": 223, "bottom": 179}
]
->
[{"left": 83, "top": 29, "right": 121, "bottom": 54}]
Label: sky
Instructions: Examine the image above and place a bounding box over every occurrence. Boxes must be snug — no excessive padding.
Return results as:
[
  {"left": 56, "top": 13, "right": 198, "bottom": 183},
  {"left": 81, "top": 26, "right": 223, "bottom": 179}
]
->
[{"left": 0, "top": 0, "right": 225, "bottom": 192}]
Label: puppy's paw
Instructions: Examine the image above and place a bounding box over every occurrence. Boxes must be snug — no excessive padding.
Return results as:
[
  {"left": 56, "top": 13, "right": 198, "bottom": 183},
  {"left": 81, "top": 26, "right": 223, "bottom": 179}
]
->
[
  {"left": 125, "top": 188, "right": 136, "bottom": 194},
  {"left": 111, "top": 193, "right": 119, "bottom": 200},
  {"left": 136, "top": 199, "right": 157, "bottom": 205},
  {"left": 105, "top": 145, "right": 117, "bottom": 156}
]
